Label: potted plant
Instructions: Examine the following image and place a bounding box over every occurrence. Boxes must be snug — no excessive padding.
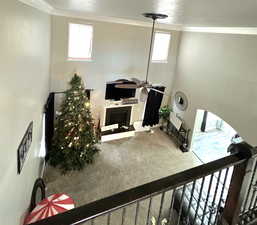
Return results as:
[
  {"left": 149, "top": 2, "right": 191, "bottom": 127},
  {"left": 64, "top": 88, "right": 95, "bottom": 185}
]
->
[{"left": 159, "top": 105, "right": 172, "bottom": 131}]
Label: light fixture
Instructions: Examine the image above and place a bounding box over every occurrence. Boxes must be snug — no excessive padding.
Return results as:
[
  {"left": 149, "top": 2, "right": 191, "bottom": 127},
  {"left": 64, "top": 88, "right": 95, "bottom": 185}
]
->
[
  {"left": 114, "top": 13, "right": 169, "bottom": 102},
  {"left": 140, "top": 87, "right": 149, "bottom": 102},
  {"left": 140, "top": 13, "right": 168, "bottom": 102}
]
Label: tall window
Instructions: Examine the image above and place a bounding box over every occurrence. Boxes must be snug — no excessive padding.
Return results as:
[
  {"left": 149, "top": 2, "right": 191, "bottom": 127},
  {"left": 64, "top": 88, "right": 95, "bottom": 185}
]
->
[
  {"left": 68, "top": 23, "right": 93, "bottom": 61},
  {"left": 151, "top": 32, "right": 171, "bottom": 62}
]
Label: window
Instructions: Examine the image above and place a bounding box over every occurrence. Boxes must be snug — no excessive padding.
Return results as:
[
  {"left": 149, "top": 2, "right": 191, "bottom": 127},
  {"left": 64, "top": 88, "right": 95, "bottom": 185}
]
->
[
  {"left": 68, "top": 23, "right": 93, "bottom": 61},
  {"left": 151, "top": 32, "right": 171, "bottom": 62}
]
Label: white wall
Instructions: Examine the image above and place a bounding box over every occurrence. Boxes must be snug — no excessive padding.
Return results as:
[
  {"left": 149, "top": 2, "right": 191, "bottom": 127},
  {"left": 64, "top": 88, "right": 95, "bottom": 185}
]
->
[
  {"left": 193, "top": 109, "right": 204, "bottom": 133},
  {"left": 50, "top": 16, "right": 180, "bottom": 125},
  {"left": 0, "top": 1, "right": 51, "bottom": 224},
  {"left": 173, "top": 31, "right": 257, "bottom": 146}
]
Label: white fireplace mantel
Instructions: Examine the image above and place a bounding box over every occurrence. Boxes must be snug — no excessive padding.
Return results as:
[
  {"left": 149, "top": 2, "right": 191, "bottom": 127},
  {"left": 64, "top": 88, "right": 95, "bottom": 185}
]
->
[{"left": 102, "top": 100, "right": 135, "bottom": 127}]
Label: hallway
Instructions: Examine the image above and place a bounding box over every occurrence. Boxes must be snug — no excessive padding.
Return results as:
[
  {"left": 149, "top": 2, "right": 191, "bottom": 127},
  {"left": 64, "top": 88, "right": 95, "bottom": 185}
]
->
[{"left": 192, "top": 130, "right": 231, "bottom": 163}]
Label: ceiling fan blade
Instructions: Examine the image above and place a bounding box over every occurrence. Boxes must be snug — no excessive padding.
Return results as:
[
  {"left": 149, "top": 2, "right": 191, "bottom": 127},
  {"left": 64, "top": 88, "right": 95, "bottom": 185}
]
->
[
  {"left": 131, "top": 78, "right": 142, "bottom": 84},
  {"left": 149, "top": 88, "right": 171, "bottom": 97},
  {"left": 115, "top": 84, "right": 138, "bottom": 89}
]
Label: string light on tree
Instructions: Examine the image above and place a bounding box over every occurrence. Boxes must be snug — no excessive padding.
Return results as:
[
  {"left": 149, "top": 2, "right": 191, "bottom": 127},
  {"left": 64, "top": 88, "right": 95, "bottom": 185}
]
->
[{"left": 85, "top": 101, "right": 90, "bottom": 108}]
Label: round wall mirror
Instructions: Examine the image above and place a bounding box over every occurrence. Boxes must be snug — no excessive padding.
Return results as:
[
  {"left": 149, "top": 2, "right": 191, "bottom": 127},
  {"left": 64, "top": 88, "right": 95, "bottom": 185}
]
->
[{"left": 174, "top": 91, "right": 188, "bottom": 111}]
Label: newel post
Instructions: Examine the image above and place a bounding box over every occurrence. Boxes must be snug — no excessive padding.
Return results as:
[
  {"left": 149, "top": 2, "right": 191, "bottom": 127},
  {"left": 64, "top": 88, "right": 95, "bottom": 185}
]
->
[{"left": 221, "top": 142, "right": 257, "bottom": 225}]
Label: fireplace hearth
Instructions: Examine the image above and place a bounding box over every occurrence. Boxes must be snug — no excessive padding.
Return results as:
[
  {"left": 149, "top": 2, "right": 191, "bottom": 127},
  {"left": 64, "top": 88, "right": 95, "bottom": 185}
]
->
[{"left": 101, "top": 105, "right": 135, "bottom": 142}]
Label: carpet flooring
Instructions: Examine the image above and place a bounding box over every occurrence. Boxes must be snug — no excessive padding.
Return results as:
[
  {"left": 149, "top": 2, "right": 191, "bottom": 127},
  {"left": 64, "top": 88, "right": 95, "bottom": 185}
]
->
[{"left": 44, "top": 129, "right": 201, "bottom": 224}]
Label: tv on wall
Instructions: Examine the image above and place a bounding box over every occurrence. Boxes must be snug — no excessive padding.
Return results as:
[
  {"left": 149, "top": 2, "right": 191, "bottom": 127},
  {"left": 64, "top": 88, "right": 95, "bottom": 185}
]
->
[{"left": 105, "top": 80, "right": 136, "bottom": 101}]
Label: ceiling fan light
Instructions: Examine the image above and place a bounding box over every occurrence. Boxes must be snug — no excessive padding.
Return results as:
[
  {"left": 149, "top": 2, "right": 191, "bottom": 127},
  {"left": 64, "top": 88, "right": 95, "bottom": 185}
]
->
[{"left": 140, "top": 87, "right": 149, "bottom": 102}]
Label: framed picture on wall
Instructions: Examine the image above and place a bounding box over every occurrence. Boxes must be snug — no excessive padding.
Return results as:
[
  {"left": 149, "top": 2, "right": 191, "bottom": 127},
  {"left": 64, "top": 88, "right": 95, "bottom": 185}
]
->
[{"left": 17, "top": 121, "right": 33, "bottom": 174}]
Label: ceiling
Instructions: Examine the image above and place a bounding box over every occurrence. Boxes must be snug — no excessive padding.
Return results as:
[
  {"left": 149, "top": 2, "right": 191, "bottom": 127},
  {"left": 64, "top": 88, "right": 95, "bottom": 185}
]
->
[{"left": 45, "top": 0, "right": 257, "bottom": 27}]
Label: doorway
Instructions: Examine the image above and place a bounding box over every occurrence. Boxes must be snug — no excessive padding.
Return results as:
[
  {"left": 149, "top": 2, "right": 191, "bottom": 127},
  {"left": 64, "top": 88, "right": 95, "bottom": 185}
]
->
[{"left": 191, "top": 110, "right": 239, "bottom": 163}]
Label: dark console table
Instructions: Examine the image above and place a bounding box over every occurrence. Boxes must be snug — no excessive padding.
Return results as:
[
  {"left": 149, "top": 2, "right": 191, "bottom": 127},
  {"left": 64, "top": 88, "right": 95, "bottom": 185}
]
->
[{"left": 162, "top": 120, "right": 190, "bottom": 152}]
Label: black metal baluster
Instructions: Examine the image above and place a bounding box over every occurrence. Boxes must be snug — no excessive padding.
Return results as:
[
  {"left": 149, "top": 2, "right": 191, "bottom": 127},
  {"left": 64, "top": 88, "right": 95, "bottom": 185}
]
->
[
  {"left": 135, "top": 201, "right": 140, "bottom": 225},
  {"left": 168, "top": 188, "right": 177, "bottom": 224},
  {"left": 157, "top": 192, "right": 166, "bottom": 225},
  {"left": 192, "top": 177, "right": 206, "bottom": 225},
  {"left": 121, "top": 208, "right": 126, "bottom": 225},
  {"left": 248, "top": 188, "right": 257, "bottom": 210},
  {"left": 107, "top": 213, "right": 111, "bottom": 225},
  {"left": 214, "top": 168, "right": 229, "bottom": 225},
  {"left": 200, "top": 174, "right": 214, "bottom": 225},
  {"left": 252, "top": 188, "right": 257, "bottom": 210},
  {"left": 207, "top": 170, "right": 222, "bottom": 225},
  {"left": 146, "top": 196, "right": 153, "bottom": 225},
  {"left": 185, "top": 181, "right": 196, "bottom": 225},
  {"left": 242, "top": 160, "right": 257, "bottom": 212},
  {"left": 177, "top": 185, "right": 186, "bottom": 225}
]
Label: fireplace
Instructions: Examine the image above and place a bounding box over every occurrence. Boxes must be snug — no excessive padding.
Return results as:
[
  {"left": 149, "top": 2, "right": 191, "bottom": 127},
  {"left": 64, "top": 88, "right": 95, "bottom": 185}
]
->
[{"left": 105, "top": 106, "right": 132, "bottom": 127}]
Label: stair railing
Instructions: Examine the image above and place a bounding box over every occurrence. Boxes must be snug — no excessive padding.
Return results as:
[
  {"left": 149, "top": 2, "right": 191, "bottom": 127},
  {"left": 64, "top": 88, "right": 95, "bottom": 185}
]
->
[{"left": 29, "top": 142, "right": 256, "bottom": 225}]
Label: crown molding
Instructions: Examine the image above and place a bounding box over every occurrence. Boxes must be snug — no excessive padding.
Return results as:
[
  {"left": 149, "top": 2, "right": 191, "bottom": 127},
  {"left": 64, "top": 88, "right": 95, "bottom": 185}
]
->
[
  {"left": 17, "top": 0, "right": 182, "bottom": 30},
  {"left": 51, "top": 9, "right": 183, "bottom": 31},
  {"left": 51, "top": 10, "right": 257, "bottom": 35},
  {"left": 18, "top": 0, "right": 54, "bottom": 14},
  {"left": 18, "top": 0, "right": 257, "bottom": 35},
  {"left": 183, "top": 26, "right": 257, "bottom": 35}
]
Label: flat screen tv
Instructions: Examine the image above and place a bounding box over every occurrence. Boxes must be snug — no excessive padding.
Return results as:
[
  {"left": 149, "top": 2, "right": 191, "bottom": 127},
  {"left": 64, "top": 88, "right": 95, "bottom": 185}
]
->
[{"left": 105, "top": 80, "right": 136, "bottom": 100}]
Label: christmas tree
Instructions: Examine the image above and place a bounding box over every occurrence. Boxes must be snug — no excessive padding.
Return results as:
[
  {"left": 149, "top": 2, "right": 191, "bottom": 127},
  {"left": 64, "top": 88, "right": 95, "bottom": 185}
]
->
[{"left": 49, "top": 74, "right": 99, "bottom": 173}]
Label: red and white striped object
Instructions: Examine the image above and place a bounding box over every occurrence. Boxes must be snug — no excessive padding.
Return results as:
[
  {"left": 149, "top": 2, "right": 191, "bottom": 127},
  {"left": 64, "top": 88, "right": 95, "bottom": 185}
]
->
[{"left": 24, "top": 193, "right": 75, "bottom": 224}]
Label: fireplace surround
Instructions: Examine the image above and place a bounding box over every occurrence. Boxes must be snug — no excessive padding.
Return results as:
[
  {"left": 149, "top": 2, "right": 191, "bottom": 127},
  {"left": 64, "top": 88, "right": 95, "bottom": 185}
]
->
[
  {"left": 101, "top": 104, "right": 135, "bottom": 142},
  {"left": 105, "top": 106, "right": 132, "bottom": 127}
]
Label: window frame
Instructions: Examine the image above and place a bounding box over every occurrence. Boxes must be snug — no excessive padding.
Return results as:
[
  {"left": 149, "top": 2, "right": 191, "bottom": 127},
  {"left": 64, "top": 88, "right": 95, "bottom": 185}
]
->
[
  {"left": 151, "top": 30, "right": 171, "bottom": 63},
  {"left": 67, "top": 22, "right": 94, "bottom": 62}
]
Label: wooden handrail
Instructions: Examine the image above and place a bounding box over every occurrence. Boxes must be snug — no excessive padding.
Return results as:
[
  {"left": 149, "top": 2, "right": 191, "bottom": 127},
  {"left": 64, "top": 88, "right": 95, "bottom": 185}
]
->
[
  {"left": 30, "top": 143, "right": 254, "bottom": 225},
  {"left": 222, "top": 143, "right": 257, "bottom": 225}
]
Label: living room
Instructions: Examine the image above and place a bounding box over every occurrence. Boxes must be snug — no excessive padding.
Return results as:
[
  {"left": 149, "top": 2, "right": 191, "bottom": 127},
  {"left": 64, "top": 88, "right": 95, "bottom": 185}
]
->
[
  {"left": 1, "top": 1, "right": 257, "bottom": 225},
  {"left": 44, "top": 13, "right": 197, "bottom": 209}
]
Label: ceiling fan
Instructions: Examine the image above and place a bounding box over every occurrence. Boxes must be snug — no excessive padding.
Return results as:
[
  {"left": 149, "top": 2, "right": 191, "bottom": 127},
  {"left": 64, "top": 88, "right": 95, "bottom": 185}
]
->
[{"left": 115, "top": 13, "right": 170, "bottom": 101}]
